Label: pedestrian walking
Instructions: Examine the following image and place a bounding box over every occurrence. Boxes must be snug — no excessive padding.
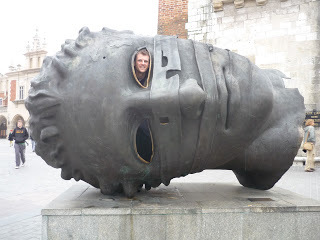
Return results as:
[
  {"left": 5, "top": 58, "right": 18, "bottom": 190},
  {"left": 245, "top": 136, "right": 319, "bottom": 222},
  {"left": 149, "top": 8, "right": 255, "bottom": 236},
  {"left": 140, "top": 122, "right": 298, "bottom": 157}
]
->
[
  {"left": 12, "top": 120, "right": 29, "bottom": 169},
  {"left": 303, "top": 119, "right": 316, "bottom": 172},
  {"left": 8, "top": 130, "right": 14, "bottom": 147}
]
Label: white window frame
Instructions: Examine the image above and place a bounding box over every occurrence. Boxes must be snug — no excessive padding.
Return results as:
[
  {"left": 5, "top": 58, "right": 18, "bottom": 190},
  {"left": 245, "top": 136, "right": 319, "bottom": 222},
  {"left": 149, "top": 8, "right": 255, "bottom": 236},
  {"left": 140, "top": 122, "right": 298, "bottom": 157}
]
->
[{"left": 19, "top": 86, "right": 24, "bottom": 100}]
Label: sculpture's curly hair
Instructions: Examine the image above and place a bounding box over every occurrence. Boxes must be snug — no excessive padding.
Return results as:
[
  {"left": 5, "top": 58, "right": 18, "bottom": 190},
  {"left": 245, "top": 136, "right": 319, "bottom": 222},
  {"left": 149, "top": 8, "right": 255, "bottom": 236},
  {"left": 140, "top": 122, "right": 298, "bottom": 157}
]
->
[{"left": 25, "top": 27, "right": 136, "bottom": 189}]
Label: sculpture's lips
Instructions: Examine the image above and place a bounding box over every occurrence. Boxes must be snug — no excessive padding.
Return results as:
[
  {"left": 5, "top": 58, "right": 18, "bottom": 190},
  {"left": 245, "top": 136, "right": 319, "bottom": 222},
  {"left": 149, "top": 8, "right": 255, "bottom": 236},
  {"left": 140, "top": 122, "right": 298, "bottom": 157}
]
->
[
  {"left": 148, "top": 35, "right": 183, "bottom": 185},
  {"left": 219, "top": 52, "right": 241, "bottom": 132},
  {"left": 220, "top": 67, "right": 231, "bottom": 131},
  {"left": 189, "top": 42, "right": 220, "bottom": 173}
]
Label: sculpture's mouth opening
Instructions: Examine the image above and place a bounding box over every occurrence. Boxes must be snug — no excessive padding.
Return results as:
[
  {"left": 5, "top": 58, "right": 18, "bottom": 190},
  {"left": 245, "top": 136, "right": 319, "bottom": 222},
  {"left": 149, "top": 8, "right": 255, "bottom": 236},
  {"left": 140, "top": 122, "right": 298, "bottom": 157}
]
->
[{"left": 134, "top": 119, "right": 154, "bottom": 163}]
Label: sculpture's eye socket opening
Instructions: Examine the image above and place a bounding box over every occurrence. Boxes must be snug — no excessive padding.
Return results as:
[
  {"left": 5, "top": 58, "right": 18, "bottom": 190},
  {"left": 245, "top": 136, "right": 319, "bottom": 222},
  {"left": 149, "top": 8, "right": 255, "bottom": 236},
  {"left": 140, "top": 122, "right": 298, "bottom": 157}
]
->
[
  {"left": 135, "top": 119, "right": 154, "bottom": 163},
  {"left": 131, "top": 48, "right": 152, "bottom": 89}
]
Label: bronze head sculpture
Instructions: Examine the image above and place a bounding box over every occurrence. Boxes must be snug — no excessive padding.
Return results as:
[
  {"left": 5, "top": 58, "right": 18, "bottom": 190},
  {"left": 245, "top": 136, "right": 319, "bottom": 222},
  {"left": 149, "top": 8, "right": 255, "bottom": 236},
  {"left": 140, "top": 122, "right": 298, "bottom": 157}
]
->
[{"left": 25, "top": 27, "right": 305, "bottom": 197}]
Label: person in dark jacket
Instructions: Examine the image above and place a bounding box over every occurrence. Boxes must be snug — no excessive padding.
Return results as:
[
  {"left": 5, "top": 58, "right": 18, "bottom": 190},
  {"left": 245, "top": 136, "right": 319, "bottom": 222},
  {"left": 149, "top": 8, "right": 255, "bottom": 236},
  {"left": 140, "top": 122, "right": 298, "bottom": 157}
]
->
[
  {"left": 12, "top": 120, "right": 29, "bottom": 169},
  {"left": 8, "top": 130, "right": 14, "bottom": 147}
]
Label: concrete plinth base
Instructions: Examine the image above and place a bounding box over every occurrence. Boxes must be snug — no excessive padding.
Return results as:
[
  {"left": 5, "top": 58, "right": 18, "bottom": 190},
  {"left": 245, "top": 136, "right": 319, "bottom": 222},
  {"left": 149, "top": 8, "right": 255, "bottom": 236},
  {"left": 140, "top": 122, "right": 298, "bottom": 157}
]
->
[{"left": 42, "top": 182, "right": 320, "bottom": 240}]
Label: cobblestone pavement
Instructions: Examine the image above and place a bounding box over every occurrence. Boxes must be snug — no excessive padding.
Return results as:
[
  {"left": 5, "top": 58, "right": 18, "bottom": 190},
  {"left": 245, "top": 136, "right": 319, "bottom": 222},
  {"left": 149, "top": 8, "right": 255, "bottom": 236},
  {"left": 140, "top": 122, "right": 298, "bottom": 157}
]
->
[
  {"left": 0, "top": 139, "right": 319, "bottom": 239},
  {"left": 0, "top": 139, "right": 75, "bottom": 240}
]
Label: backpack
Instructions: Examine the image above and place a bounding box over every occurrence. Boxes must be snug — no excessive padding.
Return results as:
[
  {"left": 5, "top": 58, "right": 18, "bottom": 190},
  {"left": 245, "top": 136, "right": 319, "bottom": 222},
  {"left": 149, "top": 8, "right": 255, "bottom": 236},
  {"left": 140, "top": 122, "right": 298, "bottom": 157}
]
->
[{"left": 8, "top": 132, "right": 14, "bottom": 141}]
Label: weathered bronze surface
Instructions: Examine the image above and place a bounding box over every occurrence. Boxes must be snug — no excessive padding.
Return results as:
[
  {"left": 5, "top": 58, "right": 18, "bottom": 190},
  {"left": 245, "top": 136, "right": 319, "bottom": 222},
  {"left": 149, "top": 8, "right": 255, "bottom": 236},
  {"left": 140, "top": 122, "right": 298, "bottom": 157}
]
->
[{"left": 25, "top": 27, "right": 305, "bottom": 197}]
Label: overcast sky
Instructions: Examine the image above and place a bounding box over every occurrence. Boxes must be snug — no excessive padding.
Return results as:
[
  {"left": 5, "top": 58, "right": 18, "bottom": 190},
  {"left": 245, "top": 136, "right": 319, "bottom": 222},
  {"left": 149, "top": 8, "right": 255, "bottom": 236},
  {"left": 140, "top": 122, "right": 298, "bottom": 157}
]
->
[{"left": 0, "top": 0, "right": 159, "bottom": 74}]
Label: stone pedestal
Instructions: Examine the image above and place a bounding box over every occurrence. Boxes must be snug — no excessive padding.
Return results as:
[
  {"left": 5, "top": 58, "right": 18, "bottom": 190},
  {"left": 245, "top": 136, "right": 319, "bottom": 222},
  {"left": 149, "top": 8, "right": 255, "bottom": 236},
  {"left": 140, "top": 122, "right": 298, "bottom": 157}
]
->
[{"left": 42, "top": 182, "right": 320, "bottom": 240}]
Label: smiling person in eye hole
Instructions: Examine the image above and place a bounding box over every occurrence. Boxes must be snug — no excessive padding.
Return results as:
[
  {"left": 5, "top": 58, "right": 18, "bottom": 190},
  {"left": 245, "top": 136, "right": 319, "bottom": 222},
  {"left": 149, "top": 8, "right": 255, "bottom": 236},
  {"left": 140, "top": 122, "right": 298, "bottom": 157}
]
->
[{"left": 134, "top": 49, "right": 150, "bottom": 87}]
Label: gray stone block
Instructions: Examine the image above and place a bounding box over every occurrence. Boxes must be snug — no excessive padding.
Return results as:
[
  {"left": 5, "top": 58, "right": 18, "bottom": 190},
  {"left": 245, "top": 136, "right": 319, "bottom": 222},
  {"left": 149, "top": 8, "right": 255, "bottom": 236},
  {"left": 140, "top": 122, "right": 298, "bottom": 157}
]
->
[
  {"left": 42, "top": 183, "right": 320, "bottom": 240},
  {"left": 201, "top": 213, "right": 243, "bottom": 240}
]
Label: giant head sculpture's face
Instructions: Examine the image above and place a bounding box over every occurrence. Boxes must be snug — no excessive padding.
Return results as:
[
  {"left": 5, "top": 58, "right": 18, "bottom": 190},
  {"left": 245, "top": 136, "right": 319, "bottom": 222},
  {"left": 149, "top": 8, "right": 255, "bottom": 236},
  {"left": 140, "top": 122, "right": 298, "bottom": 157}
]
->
[{"left": 26, "top": 27, "right": 305, "bottom": 197}]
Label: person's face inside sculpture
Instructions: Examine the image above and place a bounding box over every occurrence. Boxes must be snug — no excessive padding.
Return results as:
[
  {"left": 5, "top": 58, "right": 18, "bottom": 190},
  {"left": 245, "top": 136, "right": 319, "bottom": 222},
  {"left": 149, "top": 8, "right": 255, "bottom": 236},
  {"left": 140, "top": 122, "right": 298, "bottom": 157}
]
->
[
  {"left": 134, "top": 52, "right": 149, "bottom": 81},
  {"left": 17, "top": 121, "right": 23, "bottom": 128}
]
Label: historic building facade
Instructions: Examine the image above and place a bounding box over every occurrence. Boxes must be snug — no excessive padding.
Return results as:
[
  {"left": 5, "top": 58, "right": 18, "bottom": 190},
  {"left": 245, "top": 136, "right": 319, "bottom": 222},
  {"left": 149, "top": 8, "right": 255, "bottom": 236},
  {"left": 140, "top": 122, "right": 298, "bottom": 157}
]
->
[
  {"left": 0, "top": 31, "right": 47, "bottom": 138},
  {"left": 158, "top": 0, "right": 320, "bottom": 154}
]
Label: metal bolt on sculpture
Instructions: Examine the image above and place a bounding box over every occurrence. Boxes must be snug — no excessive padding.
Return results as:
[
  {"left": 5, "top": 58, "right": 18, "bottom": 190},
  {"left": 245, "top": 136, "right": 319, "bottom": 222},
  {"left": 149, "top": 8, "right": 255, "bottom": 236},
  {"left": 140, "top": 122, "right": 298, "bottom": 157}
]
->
[{"left": 25, "top": 27, "right": 305, "bottom": 198}]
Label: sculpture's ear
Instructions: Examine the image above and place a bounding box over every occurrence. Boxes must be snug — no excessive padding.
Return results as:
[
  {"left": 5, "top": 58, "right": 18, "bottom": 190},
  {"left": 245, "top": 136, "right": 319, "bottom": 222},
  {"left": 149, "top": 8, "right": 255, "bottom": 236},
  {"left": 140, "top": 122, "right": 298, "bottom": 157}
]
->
[{"left": 131, "top": 47, "right": 152, "bottom": 88}]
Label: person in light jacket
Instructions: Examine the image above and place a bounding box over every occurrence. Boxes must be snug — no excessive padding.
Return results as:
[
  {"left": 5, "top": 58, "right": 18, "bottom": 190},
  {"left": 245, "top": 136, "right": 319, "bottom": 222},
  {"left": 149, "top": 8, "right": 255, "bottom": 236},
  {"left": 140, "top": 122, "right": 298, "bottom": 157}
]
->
[{"left": 304, "top": 119, "right": 316, "bottom": 172}]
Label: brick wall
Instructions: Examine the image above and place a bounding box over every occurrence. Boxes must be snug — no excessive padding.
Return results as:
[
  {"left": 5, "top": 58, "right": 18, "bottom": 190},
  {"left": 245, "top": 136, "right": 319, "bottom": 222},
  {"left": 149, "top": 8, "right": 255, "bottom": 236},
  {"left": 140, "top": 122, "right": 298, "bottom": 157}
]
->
[
  {"left": 158, "top": 0, "right": 189, "bottom": 38},
  {"left": 10, "top": 80, "right": 16, "bottom": 101}
]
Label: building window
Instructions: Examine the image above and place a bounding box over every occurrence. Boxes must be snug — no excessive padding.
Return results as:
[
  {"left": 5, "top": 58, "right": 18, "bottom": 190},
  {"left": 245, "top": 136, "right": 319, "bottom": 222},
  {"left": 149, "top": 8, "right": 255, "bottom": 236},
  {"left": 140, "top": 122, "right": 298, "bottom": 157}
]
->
[
  {"left": 19, "top": 86, "right": 24, "bottom": 99},
  {"left": 38, "top": 57, "right": 41, "bottom": 67},
  {"left": 29, "top": 58, "right": 33, "bottom": 68},
  {"left": 0, "top": 98, "right": 2, "bottom": 106}
]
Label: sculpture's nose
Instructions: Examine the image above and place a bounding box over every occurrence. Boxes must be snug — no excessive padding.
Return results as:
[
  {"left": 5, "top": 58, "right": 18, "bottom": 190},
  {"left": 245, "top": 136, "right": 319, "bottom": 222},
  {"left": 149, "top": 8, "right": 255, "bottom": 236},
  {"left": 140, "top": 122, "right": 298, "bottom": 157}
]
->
[
  {"left": 127, "top": 90, "right": 152, "bottom": 113},
  {"left": 179, "top": 78, "right": 206, "bottom": 119}
]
